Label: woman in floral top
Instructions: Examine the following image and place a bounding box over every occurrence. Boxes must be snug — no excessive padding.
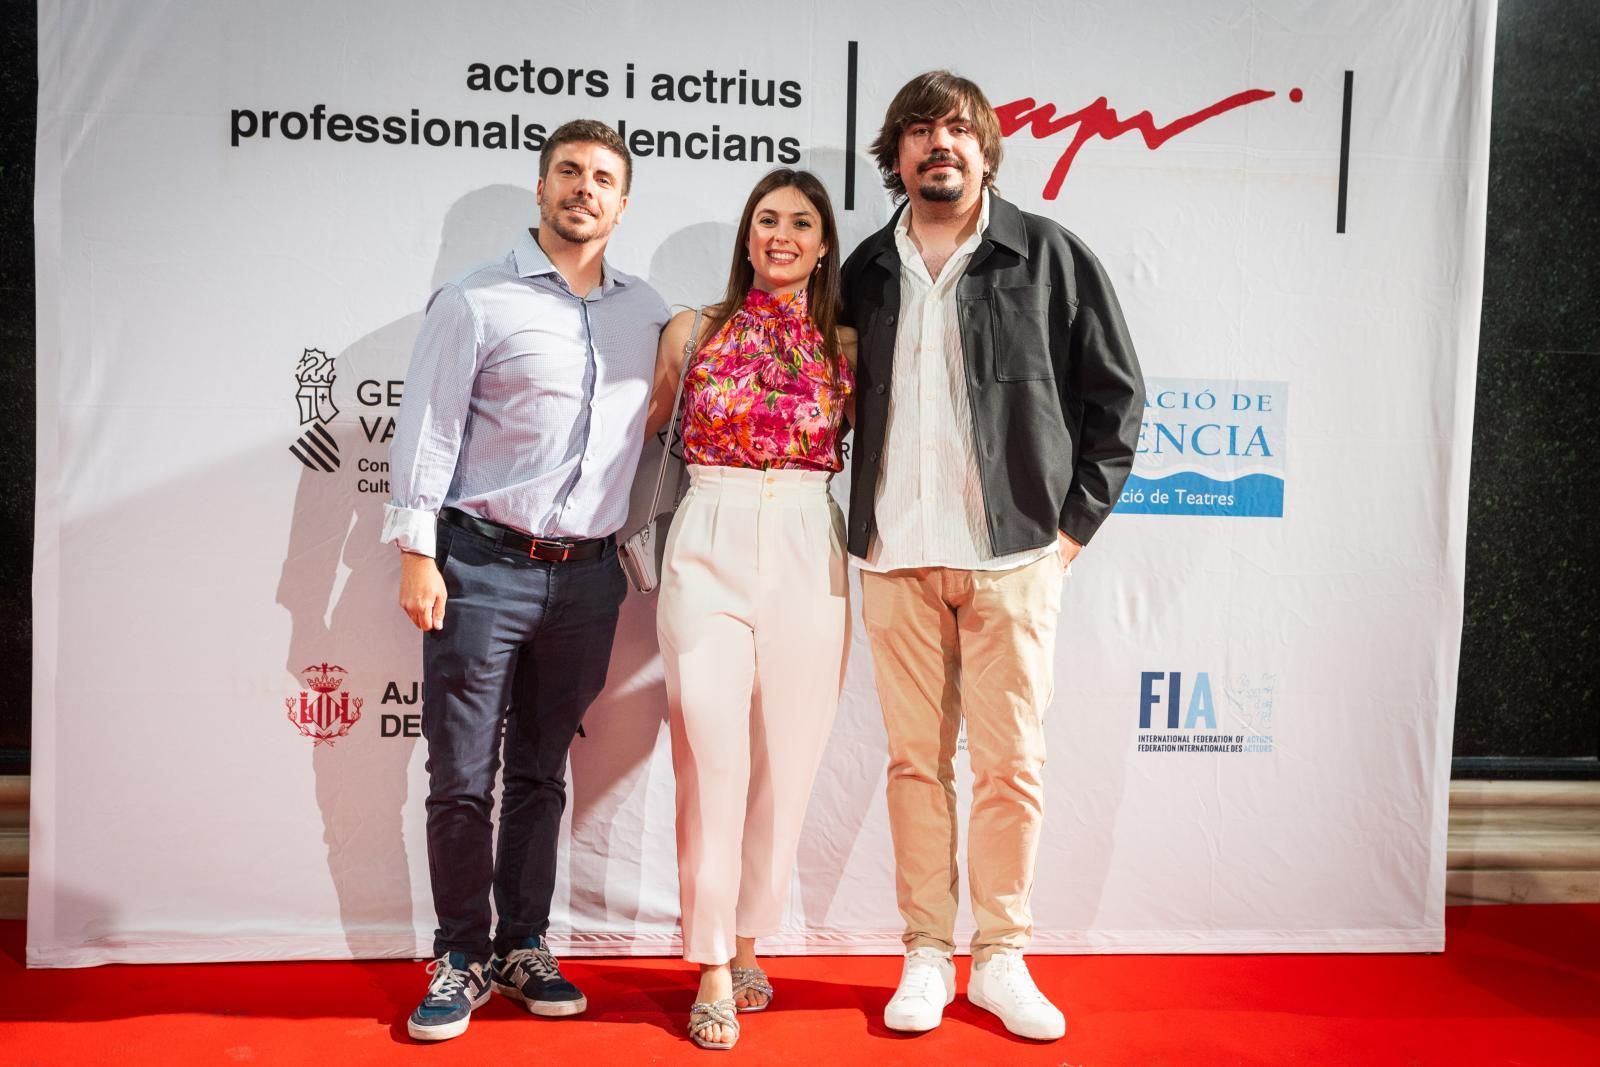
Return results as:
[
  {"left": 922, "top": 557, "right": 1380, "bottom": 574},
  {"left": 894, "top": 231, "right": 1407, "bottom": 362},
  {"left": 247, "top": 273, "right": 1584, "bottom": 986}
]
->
[{"left": 645, "top": 168, "right": 855, "bottom": 1050}]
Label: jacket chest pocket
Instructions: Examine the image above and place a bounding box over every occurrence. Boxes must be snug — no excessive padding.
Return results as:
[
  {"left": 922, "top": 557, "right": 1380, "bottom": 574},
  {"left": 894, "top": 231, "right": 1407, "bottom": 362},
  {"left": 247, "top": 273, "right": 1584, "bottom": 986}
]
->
[{"left": 985, "top": 285, "right": 1056, "bottom": 382}]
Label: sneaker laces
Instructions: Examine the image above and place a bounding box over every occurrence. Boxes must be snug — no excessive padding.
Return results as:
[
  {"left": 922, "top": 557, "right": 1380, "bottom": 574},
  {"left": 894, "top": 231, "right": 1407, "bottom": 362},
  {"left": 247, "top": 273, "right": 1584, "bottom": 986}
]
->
[
  {"left": 504, "top": 944, "right": 563, "bottom": 983},
  {"left": 424, "top": 956, "right": 476, "bottom": 1002},
  {"left": 987, "top": 954, "right": 1050, "bottom": 1007},
  {"left": 896, "top": 949, "right": 948, "bottom": 1001}
]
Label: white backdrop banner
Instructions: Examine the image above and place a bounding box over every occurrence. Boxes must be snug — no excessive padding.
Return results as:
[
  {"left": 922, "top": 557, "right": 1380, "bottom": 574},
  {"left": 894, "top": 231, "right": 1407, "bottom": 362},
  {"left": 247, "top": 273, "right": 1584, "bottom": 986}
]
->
[{"left": 31, "top": 0, "right": 1493, "bottom": 965}]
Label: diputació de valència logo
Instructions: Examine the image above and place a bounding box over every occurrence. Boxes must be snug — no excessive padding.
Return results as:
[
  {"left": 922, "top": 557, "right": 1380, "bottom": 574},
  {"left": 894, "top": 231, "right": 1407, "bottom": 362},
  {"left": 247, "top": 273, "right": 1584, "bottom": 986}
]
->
[{"left": 1121, "top": 378, "right": 1287, "bottom": 517}]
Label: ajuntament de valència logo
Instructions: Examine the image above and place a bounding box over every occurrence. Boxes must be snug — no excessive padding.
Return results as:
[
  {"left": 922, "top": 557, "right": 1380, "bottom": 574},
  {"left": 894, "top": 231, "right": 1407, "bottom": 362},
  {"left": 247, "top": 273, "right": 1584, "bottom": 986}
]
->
[
  {"left": 1121, "top": 378, "right": 1287, "bottom": 517},
  {"left": 285, "top": 662, "right": 364, "bottom": 745},
  {"left": 289, "top": 347, "right": 340, "bottom": 472}
]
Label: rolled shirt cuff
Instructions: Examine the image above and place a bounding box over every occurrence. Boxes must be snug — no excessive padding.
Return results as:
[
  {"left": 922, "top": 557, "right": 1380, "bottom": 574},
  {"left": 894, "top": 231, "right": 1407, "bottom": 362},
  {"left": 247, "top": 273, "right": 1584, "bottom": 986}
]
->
[{"left": 381, "top": 503, "right": 437, "bottom": 557}]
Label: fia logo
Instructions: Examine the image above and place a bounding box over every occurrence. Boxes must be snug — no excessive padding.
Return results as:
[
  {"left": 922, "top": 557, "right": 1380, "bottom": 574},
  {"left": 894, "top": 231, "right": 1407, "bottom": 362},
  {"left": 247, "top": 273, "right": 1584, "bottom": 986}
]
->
[
  {"left": 289, "top": 348, "right": 340, "bottom": 472},
  {"left": 1138, "top": 670, "right": 1217, "bottom": 730}
]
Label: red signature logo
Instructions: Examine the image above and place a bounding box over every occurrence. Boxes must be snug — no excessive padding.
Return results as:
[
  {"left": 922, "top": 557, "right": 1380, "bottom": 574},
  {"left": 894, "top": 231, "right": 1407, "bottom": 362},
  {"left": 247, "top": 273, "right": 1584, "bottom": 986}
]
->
[{"left": 997, "top": 87, "right": 1301, "bottom": 199}]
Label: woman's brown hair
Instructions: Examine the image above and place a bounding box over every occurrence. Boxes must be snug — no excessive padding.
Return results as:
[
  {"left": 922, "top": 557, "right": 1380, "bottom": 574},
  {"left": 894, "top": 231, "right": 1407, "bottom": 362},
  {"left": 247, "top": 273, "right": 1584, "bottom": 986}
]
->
[{"left": 698, "top": 168, "right": 844, "bottom": 371}]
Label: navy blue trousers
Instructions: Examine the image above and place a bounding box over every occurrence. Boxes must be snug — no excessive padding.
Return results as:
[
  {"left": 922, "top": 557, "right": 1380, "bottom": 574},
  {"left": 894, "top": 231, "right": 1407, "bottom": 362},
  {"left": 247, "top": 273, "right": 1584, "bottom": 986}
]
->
[{"left": 421, "top": 520, "right": 626, "bottom": 960}]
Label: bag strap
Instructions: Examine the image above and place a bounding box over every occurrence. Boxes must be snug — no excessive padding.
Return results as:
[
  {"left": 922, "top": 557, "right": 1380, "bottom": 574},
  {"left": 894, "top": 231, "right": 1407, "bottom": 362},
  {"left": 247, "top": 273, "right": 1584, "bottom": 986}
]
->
[{"left": 646, "top": 307, "right": 701, "bottom": 518}]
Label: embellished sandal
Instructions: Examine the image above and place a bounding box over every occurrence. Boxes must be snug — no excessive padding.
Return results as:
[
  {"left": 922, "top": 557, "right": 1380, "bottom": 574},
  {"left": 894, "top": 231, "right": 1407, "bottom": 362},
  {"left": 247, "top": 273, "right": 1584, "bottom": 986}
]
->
[
  {"left": 730, "top": 965, "right": 774, "bottom": 1013},
  {"left": 688, "top": 997, "right": 739, "bottom": 1050}
]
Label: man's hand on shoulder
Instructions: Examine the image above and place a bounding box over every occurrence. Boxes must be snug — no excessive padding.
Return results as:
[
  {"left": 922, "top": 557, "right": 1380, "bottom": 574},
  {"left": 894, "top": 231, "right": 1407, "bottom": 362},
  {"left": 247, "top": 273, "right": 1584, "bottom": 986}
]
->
[{"left": 399, "top": 550, "right": 447, "bottom": 631}]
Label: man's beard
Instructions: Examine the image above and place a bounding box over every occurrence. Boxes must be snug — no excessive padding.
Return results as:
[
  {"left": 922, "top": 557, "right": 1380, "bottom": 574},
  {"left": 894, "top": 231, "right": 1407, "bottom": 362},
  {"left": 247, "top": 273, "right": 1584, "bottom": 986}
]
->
[
  {"left": 542, "top": 199, "right": 607, "bottom": 244},
  {"left": 915, "top": 153, "right": 967, "bottom": 202},
  {"left": 916, "top": 179, "right": 965, "bottom": 202}
]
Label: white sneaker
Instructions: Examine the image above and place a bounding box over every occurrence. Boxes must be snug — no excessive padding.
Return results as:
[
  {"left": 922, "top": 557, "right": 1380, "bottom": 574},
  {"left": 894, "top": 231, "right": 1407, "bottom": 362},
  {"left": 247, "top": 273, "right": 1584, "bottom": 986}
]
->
[
  {"left": 967, "top": 950, "right": 1066, "bottom": 1040},
  {"left": 883, "top": 947, "right": 956, "bottom": 1032}
]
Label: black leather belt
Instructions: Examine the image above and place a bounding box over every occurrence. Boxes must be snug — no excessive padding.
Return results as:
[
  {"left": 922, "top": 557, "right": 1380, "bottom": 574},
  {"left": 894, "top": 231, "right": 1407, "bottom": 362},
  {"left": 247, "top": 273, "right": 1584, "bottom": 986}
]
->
[{"left": 440, "top": 508, "right": 612, "bottom": 562}]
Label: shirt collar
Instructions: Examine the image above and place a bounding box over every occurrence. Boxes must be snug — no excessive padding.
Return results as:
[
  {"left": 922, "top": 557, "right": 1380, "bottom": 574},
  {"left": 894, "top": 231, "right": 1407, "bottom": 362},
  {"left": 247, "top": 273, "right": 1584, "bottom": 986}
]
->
[{"left": 514, "top": 229, "right": 627, "bottom": 295}]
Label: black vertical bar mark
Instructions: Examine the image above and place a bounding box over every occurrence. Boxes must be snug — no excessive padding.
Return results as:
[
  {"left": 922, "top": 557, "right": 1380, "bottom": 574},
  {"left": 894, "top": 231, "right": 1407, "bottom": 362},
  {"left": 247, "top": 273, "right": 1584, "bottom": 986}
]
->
[
  {"left": 845, "top": 41, "right": 858, "bottom": 211},
  {"left": 1337, "top": 70, "right": 1353, "bottom": 234}
]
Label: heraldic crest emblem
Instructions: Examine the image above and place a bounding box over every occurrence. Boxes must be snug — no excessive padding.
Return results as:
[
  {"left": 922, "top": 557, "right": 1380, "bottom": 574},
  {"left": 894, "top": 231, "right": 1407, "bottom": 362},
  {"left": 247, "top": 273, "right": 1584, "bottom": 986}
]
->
[{"left": 286, "top": 663, "right": 363, "bottom": 745}]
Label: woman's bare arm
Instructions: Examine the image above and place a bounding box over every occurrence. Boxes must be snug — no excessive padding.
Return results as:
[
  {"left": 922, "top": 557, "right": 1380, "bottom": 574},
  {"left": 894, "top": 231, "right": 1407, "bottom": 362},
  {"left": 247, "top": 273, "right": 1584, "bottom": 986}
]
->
[{"left": 645, "top": 309, "right": 698, "bottom": 436}]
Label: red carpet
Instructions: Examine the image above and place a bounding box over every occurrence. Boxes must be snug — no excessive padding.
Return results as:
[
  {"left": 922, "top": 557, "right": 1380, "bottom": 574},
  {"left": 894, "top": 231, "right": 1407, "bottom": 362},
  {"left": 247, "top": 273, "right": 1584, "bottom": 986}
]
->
[{"left": 2, "top": 906, "right": 1597, "bottom": 1065}]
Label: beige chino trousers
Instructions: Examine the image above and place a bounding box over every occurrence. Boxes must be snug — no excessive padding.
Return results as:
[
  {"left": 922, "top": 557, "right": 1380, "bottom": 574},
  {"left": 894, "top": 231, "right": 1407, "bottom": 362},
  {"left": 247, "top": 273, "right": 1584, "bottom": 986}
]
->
[
  {"left": 658, "top": 466, "right": 850, "bottom": 965},
  {"left": 860, "top": 554, "right": 1064, "bottom": 962}
]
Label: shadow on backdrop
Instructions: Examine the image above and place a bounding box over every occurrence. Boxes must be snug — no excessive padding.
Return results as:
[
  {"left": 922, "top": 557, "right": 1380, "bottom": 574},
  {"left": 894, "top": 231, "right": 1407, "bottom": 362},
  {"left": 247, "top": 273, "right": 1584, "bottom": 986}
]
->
[
  {"left": 792, "top": 147, "right": 895, "bottom": 939},
  {"left": 562, "top": 217, "right": 732, "bottom": 941},
  {"left": 276, "top": 184, "right": 532, "bottom": 957}
]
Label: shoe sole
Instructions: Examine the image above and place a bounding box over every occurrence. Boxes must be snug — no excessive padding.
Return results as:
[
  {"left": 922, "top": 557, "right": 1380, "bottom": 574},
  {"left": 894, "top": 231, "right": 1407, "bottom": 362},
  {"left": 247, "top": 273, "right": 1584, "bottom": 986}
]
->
[
  {"left": 407, "top": 988, "right": 491, "bottom": 1042},
  {"left": 883, "top": 1014, "right": 941, "bottom": 1033},
  {"left": 966, "top": 986, "right": 1066, "bottom": 1041},
  {"left": 494, "top": 980, "right": 588, "bottom": 1017}
]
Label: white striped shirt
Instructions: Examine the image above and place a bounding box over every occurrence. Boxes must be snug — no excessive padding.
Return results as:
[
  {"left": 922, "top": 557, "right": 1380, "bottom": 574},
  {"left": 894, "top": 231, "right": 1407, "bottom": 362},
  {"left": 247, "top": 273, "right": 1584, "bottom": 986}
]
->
[
  {"left": 381, "top": 230, "right": 669, "bottom": 556},
  {"left": 859, "top": 193, "right": 1056, "bottom": 573}
]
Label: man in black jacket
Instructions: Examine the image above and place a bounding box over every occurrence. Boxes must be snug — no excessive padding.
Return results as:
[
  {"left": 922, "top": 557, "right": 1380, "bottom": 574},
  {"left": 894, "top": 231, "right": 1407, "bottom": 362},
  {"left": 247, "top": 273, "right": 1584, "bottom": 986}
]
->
[{"left": 841, "top": 70, "right": 1143, "bottom": 1042}]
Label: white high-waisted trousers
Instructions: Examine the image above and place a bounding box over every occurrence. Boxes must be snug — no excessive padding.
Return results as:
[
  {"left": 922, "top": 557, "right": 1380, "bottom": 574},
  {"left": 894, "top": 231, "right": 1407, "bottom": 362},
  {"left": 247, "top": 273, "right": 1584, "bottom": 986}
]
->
[{"left": 657, "top": 465, "right": 850, "bottom": 965}]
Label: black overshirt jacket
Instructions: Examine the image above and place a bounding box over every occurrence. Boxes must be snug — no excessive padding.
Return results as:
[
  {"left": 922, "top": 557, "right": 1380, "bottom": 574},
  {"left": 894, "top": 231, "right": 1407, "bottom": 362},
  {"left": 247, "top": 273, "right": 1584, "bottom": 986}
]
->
[{"left": 841, "top": 193, "right": 1146, "bottom": 559}]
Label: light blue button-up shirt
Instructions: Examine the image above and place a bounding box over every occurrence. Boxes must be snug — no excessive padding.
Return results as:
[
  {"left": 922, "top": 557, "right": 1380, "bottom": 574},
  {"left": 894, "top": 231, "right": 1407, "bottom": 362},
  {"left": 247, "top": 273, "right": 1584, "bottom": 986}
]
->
[{"left": 382, "top": 230, "right": 669, "bottom": 556}]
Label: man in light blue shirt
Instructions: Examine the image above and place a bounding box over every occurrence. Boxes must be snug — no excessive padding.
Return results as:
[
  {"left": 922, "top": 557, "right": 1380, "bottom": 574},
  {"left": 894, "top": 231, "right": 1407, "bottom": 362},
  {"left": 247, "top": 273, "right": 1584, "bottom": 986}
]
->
[{"left": 383, "top": 119, "right": 668, "bottom": 1042}]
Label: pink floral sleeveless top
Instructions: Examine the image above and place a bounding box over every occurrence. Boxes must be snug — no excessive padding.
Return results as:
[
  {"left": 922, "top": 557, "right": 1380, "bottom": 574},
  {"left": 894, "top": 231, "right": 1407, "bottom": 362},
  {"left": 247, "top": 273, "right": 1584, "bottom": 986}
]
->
[{"left": 681, "top": 288, "right": 854, "bottom": 472}]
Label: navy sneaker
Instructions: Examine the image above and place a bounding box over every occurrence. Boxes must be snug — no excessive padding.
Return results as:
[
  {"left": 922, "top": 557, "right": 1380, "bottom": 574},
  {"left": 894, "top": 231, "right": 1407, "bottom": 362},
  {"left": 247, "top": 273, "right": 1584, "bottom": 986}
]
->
[
  {"left": 491, "top": 936, "right": 588, "bottom": 1017},
  {"left": 407, "top": 952, "right": 492, "bottom": 1042}
]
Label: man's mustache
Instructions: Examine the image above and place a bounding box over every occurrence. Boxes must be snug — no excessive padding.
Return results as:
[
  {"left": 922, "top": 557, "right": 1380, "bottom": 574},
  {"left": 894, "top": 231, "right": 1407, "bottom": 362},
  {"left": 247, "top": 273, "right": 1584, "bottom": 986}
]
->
[{"left": 919, "top": 152, "right": 966, "bottom": 173}]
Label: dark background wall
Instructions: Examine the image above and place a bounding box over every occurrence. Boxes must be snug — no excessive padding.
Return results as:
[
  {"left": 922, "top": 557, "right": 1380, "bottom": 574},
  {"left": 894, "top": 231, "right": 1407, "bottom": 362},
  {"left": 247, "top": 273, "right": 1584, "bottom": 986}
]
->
[
  {"left": 0, "top": 2, "right": 33, "bottom": 771},
  {"left": 0, "top": 1, "right": 1593, "bottom": 774},
  {"left": 1454, "top": 0, "right": 1599, "bottom": 774}
]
